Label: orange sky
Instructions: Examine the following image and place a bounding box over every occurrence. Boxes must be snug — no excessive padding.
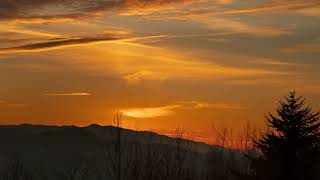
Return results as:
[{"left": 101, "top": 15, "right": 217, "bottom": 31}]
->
[{"left": 0, "top": 0, "right": 320, "bottom": 144}]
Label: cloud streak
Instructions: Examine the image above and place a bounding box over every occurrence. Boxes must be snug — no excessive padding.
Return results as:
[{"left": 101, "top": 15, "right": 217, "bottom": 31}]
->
[
  {"left": 143, "top": 10, "right": 293, "bottom": 37},
  {"left": 167, "top": 0, "right": 320, "bottom": 17},
  {"left": 121, "top": 105, "right": 181, "bottom": 118},
  {"left": 218, "top": 0, "right": 320, "bottom": 15},
  {"left": 179, "top": 101, "right": 247, "bottom": 110},
  {"left": 282, "top": 43, "right": 320, "bottom": 54},
  {"left": 44, "top": 92, "right": 91, "bottom": 96},
  {"left": 46, "top": 41, "right": 286, "bottom": 84},
  {"left": 0, "top": 34, "right": 127, "bottom": 53},
  {"left": 0, "top": 32, "right": 169, "bottom": 54},
  {"left": 124, "top": 70, "right": 168, "bottom": 84},
  {"left": 2, "top": 27, "right": 64, "bottom": 38},
  {"left": 248, "top": 59, "right": 298, "bottom": 66},
  {"left": 121, "top": 101, "right": 246, "bottom": 118}
]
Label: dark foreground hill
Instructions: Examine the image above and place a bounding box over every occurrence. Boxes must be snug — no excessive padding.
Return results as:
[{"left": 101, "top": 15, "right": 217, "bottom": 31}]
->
[{"left": 0, "top": 124, "right": 246, "bottom": 180}]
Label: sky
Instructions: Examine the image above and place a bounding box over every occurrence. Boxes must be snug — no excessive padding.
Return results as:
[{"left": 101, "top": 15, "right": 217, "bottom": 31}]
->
[{"left": 0, "top": 0, "right": 320, "bottom": 143}]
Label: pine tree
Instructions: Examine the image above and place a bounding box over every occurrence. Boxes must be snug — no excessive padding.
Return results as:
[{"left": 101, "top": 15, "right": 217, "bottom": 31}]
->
[{"left": 252, "top": 91, "right": 320, "bottom": 180}]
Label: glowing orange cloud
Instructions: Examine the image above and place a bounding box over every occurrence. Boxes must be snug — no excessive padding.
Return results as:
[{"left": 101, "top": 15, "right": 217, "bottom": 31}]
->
[
  {"left": 121, "top": 105, "right": 181, "bottom": 118},
  {"left": 44, "top": 93, "right": 91, "bottom": 96},
  {"left": 121, "top": 101, "right": 247, "bottom": 118}
]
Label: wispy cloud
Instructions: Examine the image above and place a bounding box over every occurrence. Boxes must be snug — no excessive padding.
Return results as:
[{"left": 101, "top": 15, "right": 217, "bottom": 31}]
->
[
  {"left": 226, "top": 79, "right": 282, "bottom": 86},
  {"left": 282, "top": 43, "right": 320, "bottom": 54},
  {"left": 44, "top": 92, "right": 91, "bottom": 96},
  {"left": 0, "top": 39, "right": 286, "bottom": 84},
  {"left": 218, "top": 0, "right": 320, "bottom": 15},
  {"left": 0, "top": 26, "right": 64, "bottom": 38},
  {"left": 298, "top": 6, "right": 320, "bottom": 17},
  {"left": 0, "top": 0, "right": 93, "bottom": 23},
  {"left": 248, "top": 59, "right": 298, "bottom": 66},
  {"left": 0, "top": 33, "right": 168, "bottom": 54},
  {"left": 124, "top": 70, "right": 168, "bottom": 84},
  {"left": 0, "top": 0, "right": 203, "bottom": 23},
  {"left": 198, "top": 17, "right": 292, "bottom": 37},
  {"left": 144, "top": 11, "right": 292, "bottom": 37},
  {"left": 121, "top": 101, "right": 246, "bottom": 118},
  {"left": 0, "top": 33, "right": 127, "bottom": 54},
  {"left": 127, "top": 0, "right": 319, "bottom": 37},
  {"left": 44, "top": 41, "right": 286, "bottom": 83},
  {"left": 1, "top": 0, "right": 318, "bottom": 25},
  {"left": 121, "top": 105, "right": 181, "bottom": 118},
  {"left": 179, "top": 101, "right": 247, "bottom": 110},
  {"left": 172, "top": 0, "right": 320, "bottom": 17}
]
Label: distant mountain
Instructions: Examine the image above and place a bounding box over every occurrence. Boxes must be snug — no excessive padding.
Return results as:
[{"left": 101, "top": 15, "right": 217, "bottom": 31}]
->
[
  {"left": 0, "top": 124, "right": 219, "bottom": 178},
  {"left": 0, "top": 124, "right": 213, "bottom": 152}
]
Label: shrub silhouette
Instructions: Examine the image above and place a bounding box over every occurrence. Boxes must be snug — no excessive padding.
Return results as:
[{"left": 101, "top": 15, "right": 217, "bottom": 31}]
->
[{"left": 251, "top": 91, "right": 320, "bottom": 180}]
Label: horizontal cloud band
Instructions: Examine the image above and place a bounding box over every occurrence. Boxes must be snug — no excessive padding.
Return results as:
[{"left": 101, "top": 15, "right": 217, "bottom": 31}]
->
[{"left": 120, "top": 101, "right": 247, "bottom": 118}]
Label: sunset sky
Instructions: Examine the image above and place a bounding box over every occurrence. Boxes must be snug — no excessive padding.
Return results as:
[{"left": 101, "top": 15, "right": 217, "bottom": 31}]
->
[{"left": 0, "top": 0, "right": 320, "bottom": 143}]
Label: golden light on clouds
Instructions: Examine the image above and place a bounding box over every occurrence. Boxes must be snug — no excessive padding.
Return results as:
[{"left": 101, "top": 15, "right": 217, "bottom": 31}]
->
[
  {"left": 0, "top": 34, "right": 169, "bottom": 54},
  {"left": 19, "top": 40, "right": 285, "bottom": 85},
  {"left": 124, "top": 70, "right": 168, "bottom": 84},
  {"left": 44, "top": 93, "right": 91, "bottom": 96},
  {"left": 85, "top": 41, "right": 284, "bottom": 83},
  {"left": 180, "top": 101, "right": 247, "bottom": 110},
  {"left": 121, "top": 101, "right": 247, "bottom": 118},
  {"left": 121, "top": 105, "right": 181, "bottom": 118},
  {"left": 0, "top": 26, "right": 63, "bottom": 38}
]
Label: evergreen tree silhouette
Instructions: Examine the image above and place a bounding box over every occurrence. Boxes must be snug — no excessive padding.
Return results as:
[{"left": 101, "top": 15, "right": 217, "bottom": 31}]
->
[{"left": 252, "top": 91, "right": 320, "bottom": 180}]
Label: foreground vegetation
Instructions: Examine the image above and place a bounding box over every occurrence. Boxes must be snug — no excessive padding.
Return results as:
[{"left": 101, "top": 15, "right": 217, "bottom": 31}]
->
[{"left": 0, "top": 91, "right": 319, "bottom": 180}]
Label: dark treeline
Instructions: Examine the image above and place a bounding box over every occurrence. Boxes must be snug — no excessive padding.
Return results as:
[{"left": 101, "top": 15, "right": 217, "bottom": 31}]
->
[{"left": 0, "top": 91, "right": 319, "bottom": 180}]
